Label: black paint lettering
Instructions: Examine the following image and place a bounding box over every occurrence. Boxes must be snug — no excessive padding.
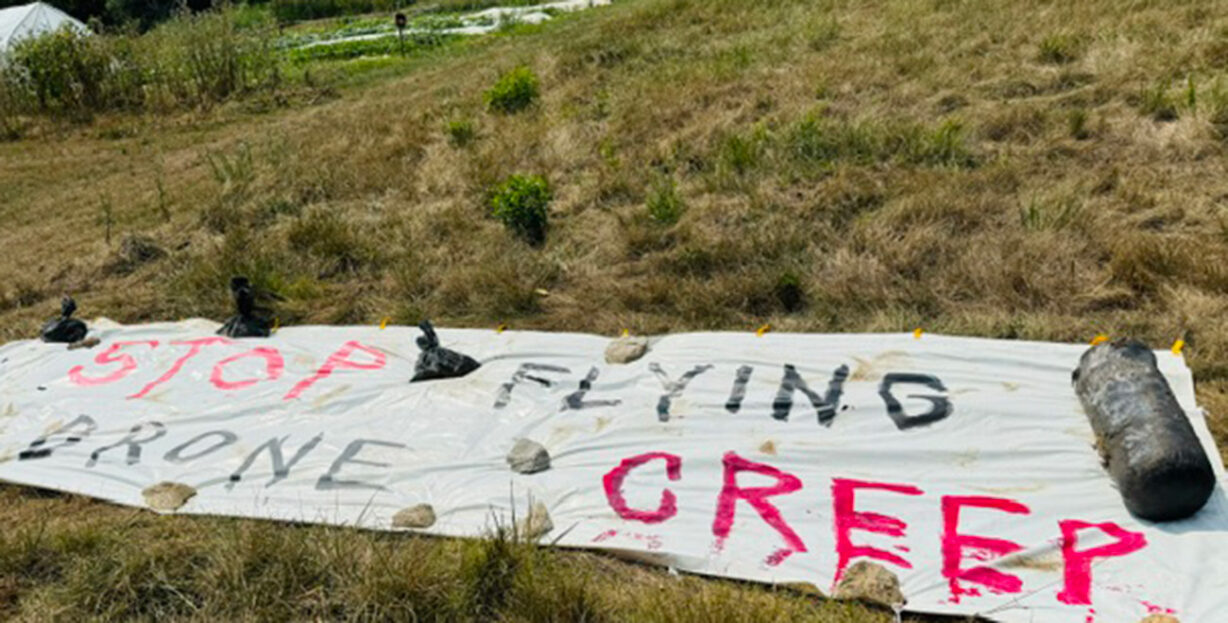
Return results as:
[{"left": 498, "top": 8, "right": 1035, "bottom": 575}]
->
[
  {"left": 164, "top": 431, "right": 238, "bottom": 464},
  {"left": 494, "top": 363, "right": 570, "bottom": 408},
  {"left": 563, "top": 366, "right": 622, "bottom": 411},
  {"left": 316, "top": 439, "right": 406, "bottom": 491},
  {"left": 227, "top": 434, "right": 324, "bottom": 489},
  {"left": 18, "top": 414, "right": 96, "bottom": 460},
  {"left": 772, "top": 364, "right": 849, "bottom": 426},
  {"left": 87, "top": 421, "right": 166, "bottom": 467},
  {"left": 650, "top": 363, "right": 714, "bottom": 422},
  {"left": 725, "top": 365, "right": 753, "bottom": 414},
  {"left": 878, "top": 372, "right": 952, "bottom": 430}
]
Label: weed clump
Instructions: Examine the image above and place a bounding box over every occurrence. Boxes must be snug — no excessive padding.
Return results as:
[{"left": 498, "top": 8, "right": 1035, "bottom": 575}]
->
[
  {"left": 485, "top": 67, "right": 540, "bottom": 114},
  {"left": 646, "top": 178, "right": 685, "bottom": 224},
  {"left": 1038, "top": 33, "right": 1081, "bottom": 64},
  {"left": 1138, "top": 81, "right": 1179, "bottom": 121},
  {"left": 446, "top": 118, "right": 476, "bottom": 146},
  {"left": 1068, "top": 108, "right": 1091, "bottom": 140},
  {"left": 489, "top": 174, "right": 552, "bottom": 244},
  {"left": 774, "top": 272, "right": 805, "bottom": 312}
]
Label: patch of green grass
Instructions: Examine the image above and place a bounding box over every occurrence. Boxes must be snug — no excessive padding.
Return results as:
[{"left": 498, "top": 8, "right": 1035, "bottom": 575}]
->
[
  {"left": 1038, "top": 32, "right": 1081, "bottom": 64},
  {"left": 1067, "top": 108, "right": 1091, "bottom": 139},
  {"left": 646, "top": 177, "right": 685, "bottom": 224},
  {"left": 446, "top": 118, "right": 477, "bottom": 146},
  {"left": 287, "top": 33, "right": 451, "bottom": 63},
  {"left": 1138, "top": 80, "right": 1179, "bottom": 121}
]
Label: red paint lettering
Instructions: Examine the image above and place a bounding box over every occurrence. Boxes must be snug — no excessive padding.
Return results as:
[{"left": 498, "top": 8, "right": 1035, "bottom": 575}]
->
[
  {"left": 129, "top": 337, "right": 229, "bottom": 399},
  {"left": 284, "top": 341, "right": 386, "bottom": 400},
  {"left": 1056, "top": 520, "right": 1147, "bottom": 605},
  {"left": 211, "top": 347, "right": 285, "bottom": 390},
  {"left": 68, "top": 340, "right": 159, "bottom": 386},
  {"left": 941, "top": 495, "right": 1030, "bottom": 602},
  {"left": 602, "top": 452, "right": 682, "bottom": 524},
  {"left": 831, "top": 478, "right": 924, "bottom": 584},
  {"left": 712, "top": 451, "right": 806, "bottom": 557}
]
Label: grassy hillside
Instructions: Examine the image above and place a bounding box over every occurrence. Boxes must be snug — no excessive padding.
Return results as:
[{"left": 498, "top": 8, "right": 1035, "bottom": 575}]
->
[{"left": 1, "top": 0, "right": 1228, "bottom": 619}]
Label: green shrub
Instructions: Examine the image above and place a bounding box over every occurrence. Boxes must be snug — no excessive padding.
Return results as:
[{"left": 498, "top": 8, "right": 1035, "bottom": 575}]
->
[
  {"left": 489, "top": 174, "right": 551, "bottom": 244},
  {"left": 8, "top": 27, "right": 115, "bottom": 117},
  {"left": 646, "top": 177, "right": 684, "bottom": 224},
  {"left": 446, "top": 118, "right": 476, "bottom": 146},
  {"left": 485, "top": 67, "right": 539, "bottom": 114}
]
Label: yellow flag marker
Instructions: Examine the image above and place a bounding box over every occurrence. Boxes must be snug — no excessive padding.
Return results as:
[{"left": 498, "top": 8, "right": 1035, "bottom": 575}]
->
[
  {"left": 621, "top": 328, "right": 630, "bottom": 337},
  {"left": 913, "top": 328, "right": 923, "bottom": 339},
  {"left": 271, "top": 317, "right": 281, "bottom": 334},
  {"left": 1172, "top": 339, "right": 1186, "bottom": 356},
  {"left": 756, "top": 324, "right": 771, "bottom": 337},
  {"left": 379, "top": 317, "right": 391, "bottom": 330},
  {"left": 496, "top": 323, "right": 508, "bottom": 334},
  {"left": 1090, "top": 334, "right": 1109, "bottom": 346}
]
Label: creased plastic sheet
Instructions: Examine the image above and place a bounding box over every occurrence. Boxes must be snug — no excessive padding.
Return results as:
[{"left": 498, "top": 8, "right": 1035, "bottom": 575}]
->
[{"left": 0, "top": 321, "right": 1224, "bottom": 622}]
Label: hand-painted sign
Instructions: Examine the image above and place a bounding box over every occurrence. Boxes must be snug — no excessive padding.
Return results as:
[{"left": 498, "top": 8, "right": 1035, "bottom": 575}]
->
[{"left": 0, "top": 321, "right": 1224, "bottom": 622}]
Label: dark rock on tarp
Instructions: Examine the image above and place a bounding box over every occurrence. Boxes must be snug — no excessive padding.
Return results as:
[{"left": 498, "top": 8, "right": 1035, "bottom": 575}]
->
[
  {"left": 40, "top": 296, "right": 88, "bottom": 344},
  {"left": 217, "top": 277, "right": 274, "bottom": 339},
  {"left": 410, "top": 320, "right": 480, "bottom": 382},
  {"left": 1073, "top": 340, "right": 1216, "bottom": 521}
]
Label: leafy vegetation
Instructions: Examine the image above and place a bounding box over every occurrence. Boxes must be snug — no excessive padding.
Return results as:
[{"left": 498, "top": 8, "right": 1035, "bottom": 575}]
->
[
  {"left": 489, "top": 173, "right": 552, "bottom": 244},
  {"left": 268, "top": 0, "right": 400, "bottom": 23},
  {"left": 1, "top": 9, "right": 281, "bottom": 120},
  {"left": 484, "top": 65, "right": 539, "bottom": 113}
]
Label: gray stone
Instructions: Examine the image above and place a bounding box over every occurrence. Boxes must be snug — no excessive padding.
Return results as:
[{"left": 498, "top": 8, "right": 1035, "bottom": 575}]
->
[
  {"left": 392, "top": 503, "right": 436, "bottom": 529},
  {"left": 516, "top": 500, "right": 553, "bottom": 540},
  {"left": 833, "top": 561, "right": 905, "bottom": 607},
  {"left": 507, "top": 438, "right": 550, "bottom": 474},
  {"left": 142, "top": 482, "right": 196, "bottom": 511},
  {"left": 605, "top": 336, "right": 648, "bottom": 364}
]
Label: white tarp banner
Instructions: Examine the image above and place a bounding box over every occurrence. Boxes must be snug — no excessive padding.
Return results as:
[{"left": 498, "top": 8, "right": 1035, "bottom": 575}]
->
[{"left": 0, "top": 321, "right": 1225, "bottom": 622}]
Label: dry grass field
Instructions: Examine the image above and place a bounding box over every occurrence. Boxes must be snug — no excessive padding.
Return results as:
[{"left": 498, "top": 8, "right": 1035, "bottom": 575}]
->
[{"left": 2, "top": 0, "right": 1228, "bottom": 619}]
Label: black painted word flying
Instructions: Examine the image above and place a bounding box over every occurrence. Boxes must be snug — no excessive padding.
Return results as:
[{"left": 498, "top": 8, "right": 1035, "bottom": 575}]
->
[{"left": 495, "top": 362, "right": 952, "bottom": 430}]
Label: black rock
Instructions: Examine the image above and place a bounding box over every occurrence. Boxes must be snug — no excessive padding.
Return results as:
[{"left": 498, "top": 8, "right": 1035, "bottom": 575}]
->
[
  {"left": 40, "top": 296, "right": 88, "bottom": 343},
  {"left": 411, "top": 320, "right": 480, "bottom": 382}
]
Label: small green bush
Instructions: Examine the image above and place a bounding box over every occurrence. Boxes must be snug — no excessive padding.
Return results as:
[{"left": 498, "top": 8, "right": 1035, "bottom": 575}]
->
[
  {"left": 489, "top": 174, "right": 551, "bottom": 244},
  {"left": 646, "top": 177, "right": 684, "bottom": 224},
  {"left": 485, "top": 67, "right": 540, "bottom": 114},
  {"left": 446, "top": 118, "right": 476, "bottom": 146}
]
